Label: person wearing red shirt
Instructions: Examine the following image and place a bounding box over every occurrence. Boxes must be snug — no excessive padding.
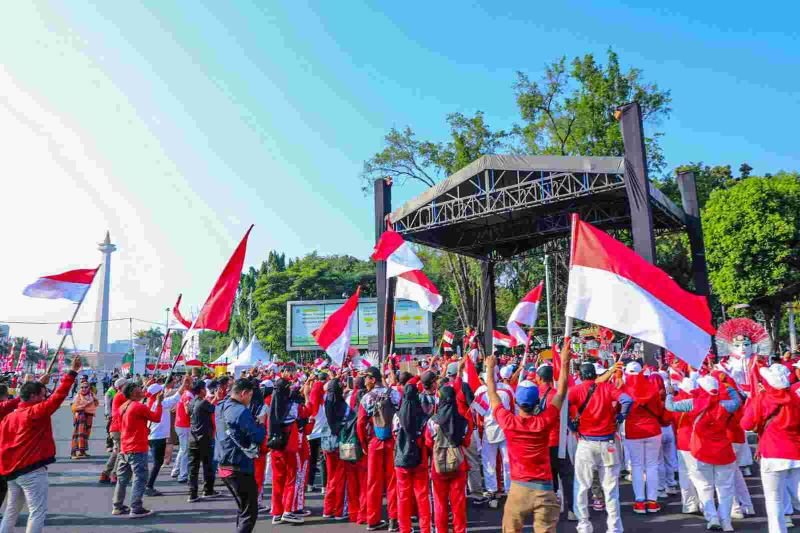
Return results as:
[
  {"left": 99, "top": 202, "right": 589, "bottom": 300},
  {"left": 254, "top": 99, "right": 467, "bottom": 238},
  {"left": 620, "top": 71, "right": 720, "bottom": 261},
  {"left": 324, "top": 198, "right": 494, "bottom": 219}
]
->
[
  {"left": 622, "top": 362, "right": 664, "bottom": 514},
  {"left": 666, "top": 374, "right": 741, "bottom": 532},
  {"left": 0, "top": 357, "right": 79, "bottom": 533},
  {"left": 487, "top": 341, "right": 570, "bottom": 533},
  {"left": 742, "top": 364, "right": 800, "bottom": 533},
  {"left": 111, "top": 382, "right": 164, "bottom": 518},
  {"left": 171, "top": 386, "right": 194, "bottom": 483},
  {"left": 99, "top": 378, "right": 129, "bottom": 484},
  {"left": 568, "top": 361, "right": 632, "bottom": 533},
  {"left": 0, "top": 383, "right": 21, "bottom": 515},
  {"left": 424, "top": 384, "right": 472, "bottom": 533}
]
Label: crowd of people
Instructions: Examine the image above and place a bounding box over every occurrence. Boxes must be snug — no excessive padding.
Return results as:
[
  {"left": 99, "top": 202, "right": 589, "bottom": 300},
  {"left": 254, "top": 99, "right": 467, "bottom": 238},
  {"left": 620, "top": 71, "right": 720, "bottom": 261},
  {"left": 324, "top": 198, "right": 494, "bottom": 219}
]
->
[{"left": 1, "top": 335, "right": 800, "bottom": 533}]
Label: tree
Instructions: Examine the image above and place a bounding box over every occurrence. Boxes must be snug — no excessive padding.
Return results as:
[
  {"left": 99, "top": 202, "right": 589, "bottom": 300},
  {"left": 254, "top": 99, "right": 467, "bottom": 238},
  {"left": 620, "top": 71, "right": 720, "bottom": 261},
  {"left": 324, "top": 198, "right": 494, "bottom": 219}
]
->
[
  {"left": 703, "top": 173, "right": 800, "bottom": 340},
  {"left": 133, "top": 328, "right": 164, "bottom": 357},
  {"left": 656, "top": 162, "right": 739, "bottom": 210},
  {"left": 514, "top": 49, "right": 672, "bottom": 174}
]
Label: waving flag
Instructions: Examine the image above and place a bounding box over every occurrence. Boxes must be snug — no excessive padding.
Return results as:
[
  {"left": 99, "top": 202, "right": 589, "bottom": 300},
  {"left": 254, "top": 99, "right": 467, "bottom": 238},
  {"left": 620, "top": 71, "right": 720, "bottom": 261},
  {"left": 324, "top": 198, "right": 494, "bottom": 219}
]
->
[
  {"left": 442, "top": 330, "right": 454, "bottom": 344},
  {"left": 312, "top": 287, "right": 360, "bottom": 366},
  {"left": 23, "top": 267, "right": 99, "bottom": 302},
  {"left": 171, "top": 294, "right": 192, "bottom": 330},
  {"left": 57, "top": 350, "right": 65, "bottom": 373},
  {"left": 372, "top": 229, "right": 423, "bottom": 278},
  {"left": 565, "top": 216, "right": 715, "bottom": 368},
  {"left": 16, "top": 341, "right": 27, "bottom": 372},
  {"left": 462, "top": 354, "right": 481, "bottom": 393},
  {"left": 57, "top": 321, "right": 73, "bottom": 336},
  {"left": 507, "top": 282, "right": 543, "bottom": 345},
  {"left": 394, "top": 270, "right": 442, "bottom": 312},
  {"left": 492, "top": 330, "right": 518, "bottom": 349}
]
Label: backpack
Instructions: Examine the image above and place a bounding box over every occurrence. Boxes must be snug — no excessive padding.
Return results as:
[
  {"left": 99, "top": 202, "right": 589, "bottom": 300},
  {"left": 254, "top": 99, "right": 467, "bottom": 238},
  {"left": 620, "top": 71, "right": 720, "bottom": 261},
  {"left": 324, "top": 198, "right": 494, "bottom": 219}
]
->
[
  {"left": 432, "top": 426, "right": 464, "bottom": 474},
  {"left": 338, "top": 413, "right": 363, "bottom": 462},
  {"left": 370, "top": 389, "right": 397, "bottom": 441}
]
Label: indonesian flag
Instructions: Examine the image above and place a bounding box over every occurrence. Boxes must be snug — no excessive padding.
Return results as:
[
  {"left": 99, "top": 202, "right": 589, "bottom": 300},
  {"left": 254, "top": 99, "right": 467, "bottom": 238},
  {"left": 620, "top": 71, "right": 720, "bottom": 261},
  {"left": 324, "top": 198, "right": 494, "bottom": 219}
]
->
[
  {"left": 492, "top": 330, "right": 518, "bottom": 349},
  {"left": 172, "top": 294, "right": 192, "bottom": 330},
  {"left": 312, "top": 287, "right": 360, "bottom": 367},
  {"left": 507, "top": 282, "right": 543, "bottom": 345},
  {"left": 57, "top": 350, "right": 64, "bottom": 373},
  {"left": 16, "top": 342, "right": 27, "bottom": 372},
  {"left": 394, "top": 270, "right": 442, "bottom": 312},
  {"left": 158, "top": 331, "right": 173, "bottom": 370},
  {"left": 372, "top": 229, "right": 423, "bottom": 278},
  {"left": 442, "top": 342, "right": 453, "bottom": 352},
  {"left": 442, "top": 330, "right": 454, "bottom": 344},
  {"left": 57, "top": 321, "right": 73, "bottom": 336},
  {"left": 193, "top": 225, "right": 253, "bottom": 332},
  {"left": 313, "top": 357, "right": 329, "bottom": 370},
  {"left": 23, "top": 267, "right": 99, "bottom": 302},
  {"left": 462, "top": 354, "right": 481, "bottom": 393},
  {"left": 565, "top": 216, "right": 715, "bottom": 368}
]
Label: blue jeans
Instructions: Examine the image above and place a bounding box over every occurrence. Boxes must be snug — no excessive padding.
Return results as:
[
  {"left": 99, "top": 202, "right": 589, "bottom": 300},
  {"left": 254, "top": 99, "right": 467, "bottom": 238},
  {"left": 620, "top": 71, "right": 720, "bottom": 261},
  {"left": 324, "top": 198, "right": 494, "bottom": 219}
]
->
[{"left": 113, "top": 452, "right": 149, "bottom": 512}]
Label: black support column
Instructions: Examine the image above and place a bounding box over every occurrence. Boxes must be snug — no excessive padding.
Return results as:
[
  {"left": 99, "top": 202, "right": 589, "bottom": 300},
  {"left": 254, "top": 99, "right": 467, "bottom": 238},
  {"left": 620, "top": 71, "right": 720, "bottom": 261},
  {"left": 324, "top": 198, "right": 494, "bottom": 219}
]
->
[
  {"left": 374, "top": 177, "right": 395, "bottom": 362},
  {"left": 480, "top": 260, "right": 497, "bottom": 357},
  {"left": 677, "top": 170, "right": 711, "bottom": 297}
]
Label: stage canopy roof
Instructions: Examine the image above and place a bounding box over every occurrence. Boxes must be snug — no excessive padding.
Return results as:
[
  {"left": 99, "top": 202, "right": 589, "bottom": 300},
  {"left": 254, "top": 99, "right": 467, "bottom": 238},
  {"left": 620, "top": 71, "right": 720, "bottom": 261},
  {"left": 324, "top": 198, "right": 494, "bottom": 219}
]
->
[{"left": 389, "top": 155, "right": 686, "bottom": 260}]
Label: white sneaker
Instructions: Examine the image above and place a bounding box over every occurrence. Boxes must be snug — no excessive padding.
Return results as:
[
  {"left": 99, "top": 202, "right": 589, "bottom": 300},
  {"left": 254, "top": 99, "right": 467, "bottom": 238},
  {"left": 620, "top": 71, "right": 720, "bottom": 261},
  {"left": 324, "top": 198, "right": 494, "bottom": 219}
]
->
[
  {"left": 657, "top": 490, "right": 668, "bottom": 499},
  {"left": 567, "top": 511, "right": 577, "bottom": 521},
  {"left": 786, "top": 516, "right": 795, "bottom": 528},
  {"left": 730, "top": 509, "right": 744, "bottom": 520},
  {"left": 683, "top": 505, "right": 700, "bottom": 514},
  {"left": 707, "top": 518, "right": 721, "bottom": 530},
  {"left": 722, "top": 521, "right": 734, "bottom": 532},
  {"left": 742, "top": 507, "right": 755, "bottom": 516},
  {"left": 666, "top": 486, "right": 680, "bottom": 495}
]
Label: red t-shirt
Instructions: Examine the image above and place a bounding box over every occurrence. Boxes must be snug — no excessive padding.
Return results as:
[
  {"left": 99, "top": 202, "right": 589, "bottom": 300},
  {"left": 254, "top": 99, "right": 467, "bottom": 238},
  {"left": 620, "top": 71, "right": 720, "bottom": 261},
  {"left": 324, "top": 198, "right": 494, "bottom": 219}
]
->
[
  {"left": 175, "top": 391, "right": 194, "bottom": 429},
  {"left": 567, "top": 380, "right": 623, "bottom": 438},
  {"left": 120, "top": 400, "right": 162, "bottom": 454},
  {"left": 494, "top": 404, "right": 558, "bottom": 482},
  {"left": 108, "top": 392, "right": 128, "bottom": 433},
  {"left": 540, "top": 385, "right": 560, "bottom": 447}
]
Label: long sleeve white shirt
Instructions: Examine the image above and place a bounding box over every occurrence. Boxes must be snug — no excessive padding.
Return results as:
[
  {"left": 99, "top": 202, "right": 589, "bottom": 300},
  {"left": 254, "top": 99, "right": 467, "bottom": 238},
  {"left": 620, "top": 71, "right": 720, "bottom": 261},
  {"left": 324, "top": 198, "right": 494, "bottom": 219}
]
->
[{"left": 148, "top": 390, "right": 183, "bottom": 440}]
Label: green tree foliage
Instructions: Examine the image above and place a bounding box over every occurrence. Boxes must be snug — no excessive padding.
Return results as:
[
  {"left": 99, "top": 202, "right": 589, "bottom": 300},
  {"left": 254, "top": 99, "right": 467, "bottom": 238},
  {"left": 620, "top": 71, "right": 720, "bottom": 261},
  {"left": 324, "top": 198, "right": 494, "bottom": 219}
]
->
[
  {"left": 703, "top": 173, "right": 800, "bottom": 339},
  {"left": 133, "top": 327, "right": 164, "bottom": 356}
]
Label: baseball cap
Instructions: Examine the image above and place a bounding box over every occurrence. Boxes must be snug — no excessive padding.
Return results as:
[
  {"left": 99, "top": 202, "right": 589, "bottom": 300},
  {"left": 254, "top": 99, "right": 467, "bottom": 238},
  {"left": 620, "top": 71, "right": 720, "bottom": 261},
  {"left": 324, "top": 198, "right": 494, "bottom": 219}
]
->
[
  {"left": 515, "top": 380, "right": 540, "bottom": 408},
  {"left": 147, "top": 383, "right": 163, "bottom": 395},
  {"left": 446, "top": 362, "right": 459, "bottom": 377},
  {"left": 624, "top": 361, "right": 642, "bottom": 375},
  {"left": 499, "top": 366, "right": 514, "bottom": 380}
]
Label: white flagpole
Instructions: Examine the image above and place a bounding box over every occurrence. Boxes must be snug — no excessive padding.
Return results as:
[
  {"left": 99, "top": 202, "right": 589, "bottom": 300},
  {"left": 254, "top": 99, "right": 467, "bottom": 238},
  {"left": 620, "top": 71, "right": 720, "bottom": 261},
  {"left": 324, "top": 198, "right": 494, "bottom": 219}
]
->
[{"left": 558, "top": 214, "right": 578, "bottom": 460}]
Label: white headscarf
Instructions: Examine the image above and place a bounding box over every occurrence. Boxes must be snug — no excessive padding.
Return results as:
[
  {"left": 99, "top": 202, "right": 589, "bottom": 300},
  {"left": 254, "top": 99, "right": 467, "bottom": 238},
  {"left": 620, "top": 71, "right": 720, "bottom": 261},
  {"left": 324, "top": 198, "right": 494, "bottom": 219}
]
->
[{"left": 760, "top": 364, "right": 791, "bottom": 390}]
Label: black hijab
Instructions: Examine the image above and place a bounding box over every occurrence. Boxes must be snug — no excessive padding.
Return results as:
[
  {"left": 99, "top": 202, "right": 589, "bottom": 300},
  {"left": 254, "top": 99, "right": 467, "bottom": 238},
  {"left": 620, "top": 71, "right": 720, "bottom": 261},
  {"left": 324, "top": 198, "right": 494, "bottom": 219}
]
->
[
  {"left": 268, "top": 378, "right": 291, "bottom": 439},
  {"left": 433, "top": 385, "right": 468, "bottom": 446},
  {"left": 324, "top": 379, "right": 347, "bottom": 435},
  {"left": 398, "top": 383, "right": 425, "bottom": 436}
]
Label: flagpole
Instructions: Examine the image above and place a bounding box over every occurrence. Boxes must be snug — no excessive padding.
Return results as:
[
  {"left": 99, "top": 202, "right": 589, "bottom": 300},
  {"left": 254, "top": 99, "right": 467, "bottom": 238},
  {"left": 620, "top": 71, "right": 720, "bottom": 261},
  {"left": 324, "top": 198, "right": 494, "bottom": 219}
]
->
[
  {"left": 544, "top": 254, "right": 553, "bottom": 346},
  {"left": 46, "top": 263, "right": 102, "bottom": 374}
]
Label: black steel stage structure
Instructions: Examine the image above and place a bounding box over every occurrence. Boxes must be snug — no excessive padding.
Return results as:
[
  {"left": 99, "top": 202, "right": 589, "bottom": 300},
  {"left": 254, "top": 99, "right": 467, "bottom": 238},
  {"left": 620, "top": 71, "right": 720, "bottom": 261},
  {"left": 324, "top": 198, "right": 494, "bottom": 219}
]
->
[{"left": 373, "top": 103, "right": 710, "bottom": 358}]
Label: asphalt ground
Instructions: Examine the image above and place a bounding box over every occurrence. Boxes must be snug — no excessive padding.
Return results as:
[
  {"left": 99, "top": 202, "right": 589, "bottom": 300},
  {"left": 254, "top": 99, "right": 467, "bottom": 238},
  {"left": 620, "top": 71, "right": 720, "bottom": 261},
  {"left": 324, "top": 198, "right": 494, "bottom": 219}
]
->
[{"left": 2, "top": 403, "right": 787, "bottom": 532}]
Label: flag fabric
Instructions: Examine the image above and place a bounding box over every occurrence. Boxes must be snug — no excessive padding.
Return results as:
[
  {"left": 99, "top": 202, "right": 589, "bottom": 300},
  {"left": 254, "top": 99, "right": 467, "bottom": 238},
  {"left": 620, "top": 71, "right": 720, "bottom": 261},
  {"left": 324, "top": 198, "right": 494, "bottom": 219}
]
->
[
  {"left": 565, "top": 216, "right": 715, "bottom": 368},
  {"left": 172, "top": 294, "right": 192, "bottom": 330},
  {"left": 57, "top": 321, "right": 73, "bottom": 336},
  {"left": 23, "top": 267, "right": 99, "bottom": 302},
  {"left": 313, "top": 357, "right": 329, "bottom": 370},
  {"left": 442, "top": 341, "right": 453, "bottom": 352},
  {"left": 442, "top": 330, "right": 454, "bottom": 344},
  {"left": 462, "top": 354, "right": 481, "bottom": 393},
  {"left": 312, "top": 287, "right": 360, "bottom": 367},
  {"left": 6, "top": 342, "right": 15, "bottom": 372},
  {"left": 16, "top": 342, "right": 27, "bottom": 372},
  {"left": 507, "top": 282, "right": 543, "bottom": 345},
  {"left": 193, "top": 225, "right": 253, "bottom": 332},
  {"left": 394, "top": 270, "right": 442, "bottom": 312},
  {"left": 492, "top": 329, "right": 518, "bottom": 349},
  {"left": 57, "top": 351, "right": 64, "bottom": 373},
  {"left": 371, "top": 229, "right": 423, "bottom": 278},
  {"left": 158, "top": 331, "right": 173, "bottom": 370}
]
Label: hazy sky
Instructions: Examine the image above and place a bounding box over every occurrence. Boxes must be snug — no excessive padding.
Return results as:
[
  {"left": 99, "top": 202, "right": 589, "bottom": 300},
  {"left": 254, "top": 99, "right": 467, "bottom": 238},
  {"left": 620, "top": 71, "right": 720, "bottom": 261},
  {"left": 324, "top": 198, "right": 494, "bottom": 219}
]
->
[{"left": 2, "top": 1, "right": 798, "bottom": 348}]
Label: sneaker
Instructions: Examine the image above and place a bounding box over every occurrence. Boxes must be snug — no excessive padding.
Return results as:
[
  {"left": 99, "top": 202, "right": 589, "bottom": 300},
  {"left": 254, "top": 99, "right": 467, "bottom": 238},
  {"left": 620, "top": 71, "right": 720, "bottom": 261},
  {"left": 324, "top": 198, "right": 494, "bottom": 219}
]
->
[
  {"left": 742, "top": 507, "right": 755, "bottom": 516},
  {"left": 177, "top": 478, "right": 188, "bottom": 484},
  {"left": 633, "top": 502, "right": 647, "bottom": 514},
  {"left": 128, "top": 508, "right": 153, "bottom": 519},
  {"left": 722, "top": 522, "right": 734, "bottom": 532},
  {"left": 666, "top": 486, "right": 681, "bottom": 495},
  {"left": 786, "top": 516, "right": 795, "bottom": 528},
  {"left": 144, "top": 487, "right": 163, "bottom": 497},
  {"left": 470, "top": 496, "right": 490, "bottom": 505},
  {"left": 683, "top": 505, "right": 700, "bottom": 514},
  {"left": 170, "top": 472, "right": 179, "bottom": 479},
  {"left": 657, "top": 490, "right": 668, "bottom": 499},
  {"left": 731, "top": 509, "right": 744, "bottom": 520},
  {"left": 187, "top": 495, "right": 200, "bottom": 503},
  {"left": 111, "top": 506, "right": 130, "bottom": 516},
  {"left": 742, "top": 467, "right": 752, "bottom": 477},
  {"left": 272, "top": 515, "right": 283, "bottom": 524},
  {"left": 567, "top": 511, "right": 578, "bottom": 521},
  {"left": 488, "top": 499, "right": 499, "bottom": 509},
  {"left": 592, "top": 498, "right": 606, "bottom": 511},
  {"left": 707, "top": 518, "right": 722, "bottom": 531},
  {"left": 281, "top": 512, "right": 305, "bottom": 524},
  {"left": 388, "top": 519, "right": 399, "bottom": 532},
  {"left": 298, "top": 508, "right": 312, "bottom": 517},
  {"left": 367, "top": 520, "right": 388, "bottom": 531},
  {"left": 335, "top": 516, "right": 348, "bottom": 521},
  {"left": 323, "top": 514, "right": 335, "bottom": 519},
  {"left": 99, "top": 473, "right": 112, "bottom": 485},
  {"left": 202, "top": 490, "right": 220, "bottom": 498},
  {"left": 646, "top": 501, "right": 661, "bottom": 513}
]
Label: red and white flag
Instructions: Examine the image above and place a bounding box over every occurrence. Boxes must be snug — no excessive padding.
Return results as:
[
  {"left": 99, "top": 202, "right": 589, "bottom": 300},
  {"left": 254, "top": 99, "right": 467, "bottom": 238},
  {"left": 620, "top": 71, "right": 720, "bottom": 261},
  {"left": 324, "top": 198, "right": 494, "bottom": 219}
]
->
[
  {"left": 57, "top": 321, "right": 73, "bottom": 336},
  {"left": 312, "top": 287, "right": 360, "bottom": 367},
  {"left": 171, "top": 294, "right": 192, "bottom": 330},
  {"left": 57, "top": 350, "right": 64, "bottom": 373},
  {"left": 565, "top": 216, "right": 715, "bottom": 368},
  {"left": 23, "top": 267, "right": 99, "bottom": 302},
  {"left": 462, "top": 354, "right": 481, "bottom": 393},
  {"left": 313, "top": 357, "right": 329, "bottom": 370},
  {"left": 395, "top": 270, "right": 442, "bottom": 312},
  {"left": 507, "top": 282, "right": 543, "bottom": 345},
  {"left": 16, "top": 341, "right": 27, "bottom": 372},
  {"left": 492, "top": 330, "right": 518, "bottom": 349},
  {"left": 442, "top": 330, "right": 454, "bottom": 344},
  {"left": 372, "top": 229, "right": 423, "bottom": 278}
]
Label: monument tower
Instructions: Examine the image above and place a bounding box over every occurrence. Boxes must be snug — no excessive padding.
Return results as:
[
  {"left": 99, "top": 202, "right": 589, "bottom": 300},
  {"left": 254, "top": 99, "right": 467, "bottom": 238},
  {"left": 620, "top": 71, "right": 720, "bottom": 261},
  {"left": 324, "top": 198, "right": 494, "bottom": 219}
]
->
[{"left": 92, "top": 231, "right": 116, "bottom": 353}]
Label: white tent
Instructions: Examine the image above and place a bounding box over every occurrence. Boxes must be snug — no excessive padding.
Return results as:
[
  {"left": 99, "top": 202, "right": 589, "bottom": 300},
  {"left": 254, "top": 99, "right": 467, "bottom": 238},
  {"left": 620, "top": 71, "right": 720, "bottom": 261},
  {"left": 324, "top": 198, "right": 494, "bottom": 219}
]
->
[
  {"left": 228, "top": 335, "right": 271, "bottom": 375},
  {"left": 209, "top": 340, "right": 238, "bottom": 367},
  {"left": 237, "top": 337, "right": 248, "bottom": 354}
]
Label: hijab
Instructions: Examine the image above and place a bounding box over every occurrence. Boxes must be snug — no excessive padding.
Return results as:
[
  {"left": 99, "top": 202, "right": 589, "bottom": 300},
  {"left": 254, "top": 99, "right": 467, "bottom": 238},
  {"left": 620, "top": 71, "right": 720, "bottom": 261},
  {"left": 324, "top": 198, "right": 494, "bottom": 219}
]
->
[
  {"left": 398, "top": 384, "right": 425, "bottom": 436},
  {"left": 268, "top": 378, "right": 291, "bottom": 439},
  {"left": 324, "top": 379, "right": 347, "bottom": 435},
  {"left": 433, "top": 385, "right": 468, "bottom": 446}
]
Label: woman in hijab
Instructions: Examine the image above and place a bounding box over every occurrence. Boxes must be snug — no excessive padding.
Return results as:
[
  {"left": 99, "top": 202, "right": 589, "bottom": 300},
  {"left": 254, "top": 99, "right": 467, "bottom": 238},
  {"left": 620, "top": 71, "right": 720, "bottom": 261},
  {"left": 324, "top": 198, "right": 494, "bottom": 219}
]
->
[
  {"left": 741, "top": 363, "right": 800, "bottom": 533},
  {"left": 268, "top": 377, "right": 307, "bottom": 524},
  {"left": 322, "top": 378, "right": 348, "bottom": 519},
  {"left": 666, "top": 373, "right": 741, "bottom": 531},
  {"left": 394, "top": 384, "right": 431, "bottom": 533},
  {"left": 71, "top": 380, "right": 99, "bottom": 459},
  {"left": 424, "top": 384, "right": 471, "bottom": 533},
  {"left": 342, "top": 375, "right": 368, "bottom": 524}
]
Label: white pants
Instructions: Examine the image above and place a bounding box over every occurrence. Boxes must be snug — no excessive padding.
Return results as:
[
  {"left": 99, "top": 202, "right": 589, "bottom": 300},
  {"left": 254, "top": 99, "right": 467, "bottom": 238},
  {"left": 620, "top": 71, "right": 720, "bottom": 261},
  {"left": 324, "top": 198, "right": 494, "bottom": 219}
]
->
[
  {"left": 481, "top": 439, "right": 510, "bottom": 493},
  {"left": 659, "top": 426, "right": 678, "bottom": 490},
  {"left": 172, "top": 426, "right": 190, "bottom": 480},
  {"left": 625, "top": 434, "right": 661, "bottom": 502},
  {"left": 732, "top": 465, "right": 754, "bottom": 512},
  {"left": 691, "top": 459, "right": 736, "bottom": 525},
  {"left": 734, "top": 441, "right": 753, "bottom": 467},
  {"left": 761, "top": 466, "right": 800, "bottom": 533},
  {"left": 677, "top": 450, "right": 700, "bottom": 512},
  {"left": 0, "top": 467, "right": 48, "bottom": 533},
  {"left": 574, "top": 439, "right": 623, "bottom": 533}
]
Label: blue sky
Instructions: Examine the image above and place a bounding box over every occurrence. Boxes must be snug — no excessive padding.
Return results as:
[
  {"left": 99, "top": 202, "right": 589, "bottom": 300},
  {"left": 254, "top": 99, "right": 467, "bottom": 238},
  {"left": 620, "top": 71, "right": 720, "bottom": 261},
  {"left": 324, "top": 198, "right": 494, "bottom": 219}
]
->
[{"left": 2, "top": 0, "right": 798, "bottom": 346}]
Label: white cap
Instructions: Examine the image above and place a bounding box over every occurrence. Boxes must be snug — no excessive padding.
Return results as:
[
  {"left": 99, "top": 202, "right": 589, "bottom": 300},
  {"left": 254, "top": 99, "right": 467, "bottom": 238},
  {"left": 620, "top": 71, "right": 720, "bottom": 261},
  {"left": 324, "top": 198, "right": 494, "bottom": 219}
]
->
[
  {"left": 625, "top": 361, "right": 642, "bottom": 375},
  {"left": 114, "top": 378, "right": 127, "bottom": 389},
  {"left": 499, "top": 366, "right": 514, "bottom": 380},
  {"left": 760, "top": 364, "right": 791, "bottom": 390},
  {"left": 147, "top": 384, "right": 163, "bottom": 395},
  {"left": 260, "top": 379, "right": 274, "bottom": 388},
  {"left": 698, "top": 375, "right": 719, "bottom": 395},
  {"left": 594, "top": 363, "right": 608, "bottom": 376}
]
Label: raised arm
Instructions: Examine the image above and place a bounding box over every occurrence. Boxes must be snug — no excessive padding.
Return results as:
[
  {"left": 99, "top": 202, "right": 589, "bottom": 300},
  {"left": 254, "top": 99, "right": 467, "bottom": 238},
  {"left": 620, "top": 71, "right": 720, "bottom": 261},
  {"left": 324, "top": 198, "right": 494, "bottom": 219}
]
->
[
  {"left": 665, "top": 394, "right": 693, "bottom": 413},
  {"left": 551, "top": 341, "right": 572, "bottom": 409},
  {"left": 485, "top": 355, "right": 501, "bottom": 410},
  {"left": 721, "top": 385, "right": 742, "bottom": 413}
]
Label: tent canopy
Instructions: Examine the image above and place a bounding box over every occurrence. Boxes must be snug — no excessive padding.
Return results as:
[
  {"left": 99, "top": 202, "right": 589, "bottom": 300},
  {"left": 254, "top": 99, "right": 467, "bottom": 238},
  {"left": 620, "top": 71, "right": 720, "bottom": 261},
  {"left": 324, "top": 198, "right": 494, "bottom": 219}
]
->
[
  {"left": 228, "top": 335, "right": 271, "bottom": 374},
  {"left": 209, "top": 340, "right": 238, "bottom": 367}
]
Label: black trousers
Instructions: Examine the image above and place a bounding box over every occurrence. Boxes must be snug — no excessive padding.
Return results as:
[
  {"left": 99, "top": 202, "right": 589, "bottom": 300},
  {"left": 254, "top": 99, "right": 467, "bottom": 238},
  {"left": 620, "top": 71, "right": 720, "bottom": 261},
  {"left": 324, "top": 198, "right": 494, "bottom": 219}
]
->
[
  {"left": 549, "top": 445, "right": 575, "bottom": 513},
  {"left": 0, "top": 477, "right": 7, "bottom": 510},
  {"left": 222, "top": 471, "right": 258, "bottom": 533},
  {"left": 308, "top": 438, "right": 326, "bottom": 488},
  {"left": 105, "top": 416, "right": 113, "bottom": 450},
  {"left": 147, "top": 438, "right": 167, "bottom": 489},
  {"left": 188, "top": 442, "right": 215, "bottom": 497}
]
